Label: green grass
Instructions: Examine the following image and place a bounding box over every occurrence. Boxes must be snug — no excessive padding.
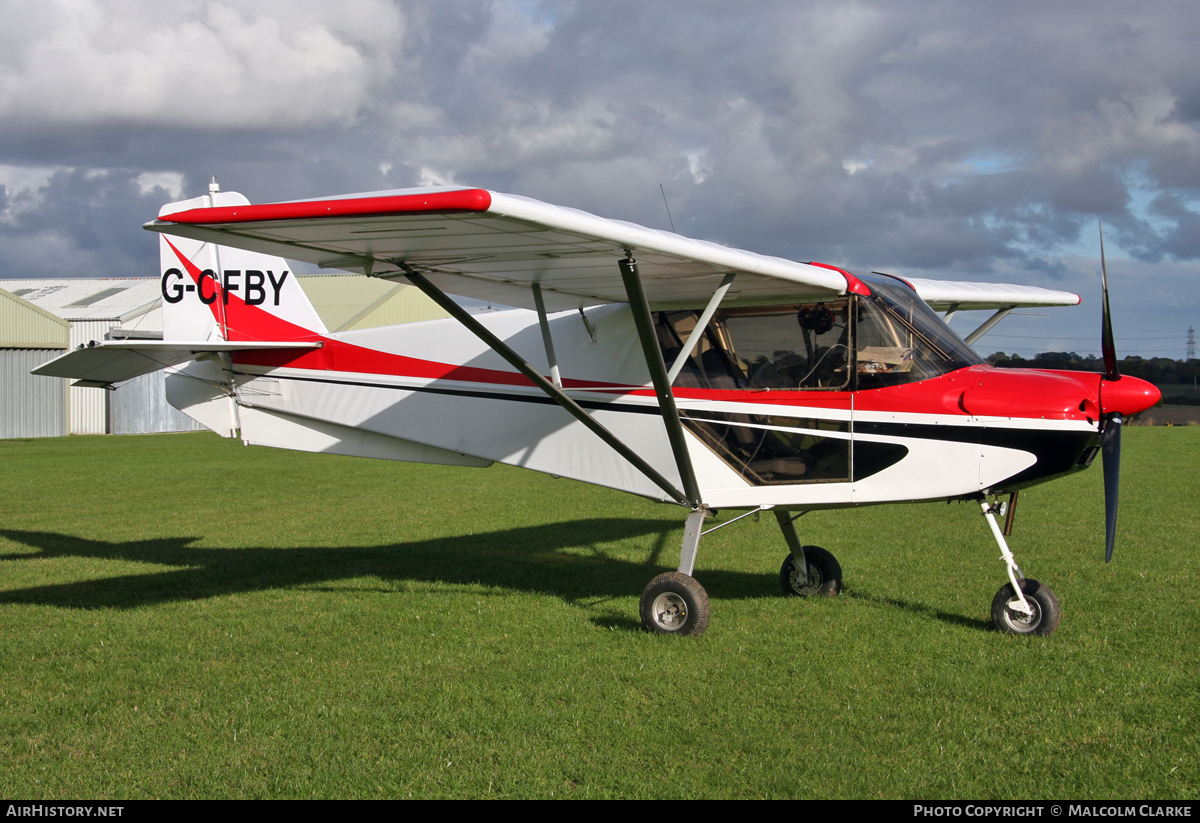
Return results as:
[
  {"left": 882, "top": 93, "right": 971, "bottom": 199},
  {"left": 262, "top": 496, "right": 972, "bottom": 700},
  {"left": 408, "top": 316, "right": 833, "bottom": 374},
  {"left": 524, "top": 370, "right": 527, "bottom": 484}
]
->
[{"left": 1, "top": 430, "right": 1197, "bottom": 799}]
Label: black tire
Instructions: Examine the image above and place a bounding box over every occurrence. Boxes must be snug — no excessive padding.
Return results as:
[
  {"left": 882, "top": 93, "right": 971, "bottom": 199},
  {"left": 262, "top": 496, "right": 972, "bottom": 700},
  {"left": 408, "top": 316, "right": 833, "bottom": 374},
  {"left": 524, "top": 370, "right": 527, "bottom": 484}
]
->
[
  {"left": 640, "top": 572, "right": 711, "bottom": 636},
  {"left": 779, "top": 546, "right": 842, "bottom": 597},
  {"left": 991, "top": 579, "right": 1061, "bottom": 636}
]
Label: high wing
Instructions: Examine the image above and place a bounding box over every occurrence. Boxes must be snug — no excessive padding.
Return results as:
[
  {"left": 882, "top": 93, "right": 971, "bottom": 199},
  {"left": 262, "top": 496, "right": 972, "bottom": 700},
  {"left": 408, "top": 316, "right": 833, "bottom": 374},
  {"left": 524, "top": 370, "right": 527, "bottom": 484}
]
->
[
  {"left": 33, "top": 340, "right": 321, "bottom": 386},
  {"left": 146, "top": 185, "right": 1081, "bottom": 313},
  {"left": 902, "top": 277, "right": 1081, "bottom": 311},
  {"left": 145, "top": 187, "right": 849, "bottom": 311}
]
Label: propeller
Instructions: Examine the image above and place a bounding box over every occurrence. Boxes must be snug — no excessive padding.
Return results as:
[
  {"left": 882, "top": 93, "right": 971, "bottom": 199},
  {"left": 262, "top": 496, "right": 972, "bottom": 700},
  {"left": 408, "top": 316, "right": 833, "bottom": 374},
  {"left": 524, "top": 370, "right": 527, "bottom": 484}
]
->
[{"left": 1098, "top": 222, "right": 1121, "bottom": 563}]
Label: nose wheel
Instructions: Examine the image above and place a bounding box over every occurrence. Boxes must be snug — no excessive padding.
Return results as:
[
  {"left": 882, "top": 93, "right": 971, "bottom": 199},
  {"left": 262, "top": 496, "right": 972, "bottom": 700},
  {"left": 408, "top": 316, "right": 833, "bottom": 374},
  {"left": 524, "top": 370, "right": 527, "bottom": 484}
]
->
[
  {"left": 992, "top": 579, "right": 1060, "bottom": 635},
  {"left": 979, "top": 498, "right": 1061, "bottom": 636}
]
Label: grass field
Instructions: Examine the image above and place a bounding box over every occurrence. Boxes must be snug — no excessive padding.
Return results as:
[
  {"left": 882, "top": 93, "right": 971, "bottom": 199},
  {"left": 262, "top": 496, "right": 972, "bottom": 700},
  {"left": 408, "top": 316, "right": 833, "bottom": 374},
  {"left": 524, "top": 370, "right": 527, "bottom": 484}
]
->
[{"left": 1, "top": 430, "right": 1197, "bottom": 799}]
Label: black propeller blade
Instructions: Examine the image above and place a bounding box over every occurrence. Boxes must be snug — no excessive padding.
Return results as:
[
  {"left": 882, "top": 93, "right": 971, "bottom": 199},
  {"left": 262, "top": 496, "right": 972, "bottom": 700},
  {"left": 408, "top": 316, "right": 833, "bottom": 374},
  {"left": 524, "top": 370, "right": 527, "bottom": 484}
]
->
[
  {"left": 1101, "top": 412, "right": 1121, "bottom": 563},
  {"left": 1099, "top": 222, "right": 1121, "bottom": 563},
  {"left": 1099, "top": 223, "right": 1120, "bottom": 383}
]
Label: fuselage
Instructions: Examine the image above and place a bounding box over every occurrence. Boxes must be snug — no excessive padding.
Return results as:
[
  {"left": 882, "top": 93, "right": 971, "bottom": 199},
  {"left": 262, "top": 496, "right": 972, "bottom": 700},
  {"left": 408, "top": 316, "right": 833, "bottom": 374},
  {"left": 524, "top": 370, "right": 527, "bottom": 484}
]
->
[{"left": 166, "top": 272, "right": 1160, "bottom": 512}]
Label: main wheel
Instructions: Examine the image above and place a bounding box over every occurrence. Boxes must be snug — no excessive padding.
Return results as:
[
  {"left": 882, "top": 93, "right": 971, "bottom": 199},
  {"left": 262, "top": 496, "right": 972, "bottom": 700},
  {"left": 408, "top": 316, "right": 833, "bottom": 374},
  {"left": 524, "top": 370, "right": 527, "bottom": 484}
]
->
[
  {"left": 991, "top": 579, "right": 1060, "bottom": 636},
  {"left": 640, "top": 572, "right": 711, "bottom": 636},
  {"left": 779, "top": 546, "right": 842, "bottom": 597}
]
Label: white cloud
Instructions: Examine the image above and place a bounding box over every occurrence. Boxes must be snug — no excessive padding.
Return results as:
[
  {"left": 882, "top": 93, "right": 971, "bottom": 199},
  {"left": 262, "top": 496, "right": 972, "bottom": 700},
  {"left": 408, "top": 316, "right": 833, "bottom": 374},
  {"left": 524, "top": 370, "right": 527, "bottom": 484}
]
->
[
  {"left": 0, "top": 0, "right": 405, "bottom": 129},
  {"left": 136, "top": 171, "right": 185, "bottom": 199},
  {"left": 415, "top": 166, "right": 461, "bottom": 187},
  {"left": 2, "top": 2, "right": 1200, "bottom": 356},
  {"left": 0, "top": 164, "right": 57, "bottom": 195},
  {"left": 685, "top": 151, "right": 710, "bottom": 184}
]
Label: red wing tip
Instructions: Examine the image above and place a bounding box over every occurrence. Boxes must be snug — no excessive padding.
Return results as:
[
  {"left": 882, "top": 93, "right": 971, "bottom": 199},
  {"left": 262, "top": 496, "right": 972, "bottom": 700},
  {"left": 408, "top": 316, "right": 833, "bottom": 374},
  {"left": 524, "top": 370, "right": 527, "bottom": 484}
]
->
[{"left": 162, "top": 188, "right": 493, "bottom": 225}]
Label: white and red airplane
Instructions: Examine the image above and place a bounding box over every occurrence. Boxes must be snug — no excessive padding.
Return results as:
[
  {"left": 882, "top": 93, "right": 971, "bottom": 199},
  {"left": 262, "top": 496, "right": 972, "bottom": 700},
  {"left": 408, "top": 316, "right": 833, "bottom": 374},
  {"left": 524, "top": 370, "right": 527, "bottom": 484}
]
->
[{"left": 36, "top": 182, "right": 1161, "bottom": 637}]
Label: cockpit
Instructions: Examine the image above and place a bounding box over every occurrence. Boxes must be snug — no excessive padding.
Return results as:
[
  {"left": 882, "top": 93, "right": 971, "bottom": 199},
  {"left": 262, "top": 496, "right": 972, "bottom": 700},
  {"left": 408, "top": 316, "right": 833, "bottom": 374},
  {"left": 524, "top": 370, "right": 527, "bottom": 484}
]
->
[
  {"left": 652, "top": 272, "right": 982, "bottom": 486},
  {"left": 655, "top": 272, "right": 982, "bottom": 395}
]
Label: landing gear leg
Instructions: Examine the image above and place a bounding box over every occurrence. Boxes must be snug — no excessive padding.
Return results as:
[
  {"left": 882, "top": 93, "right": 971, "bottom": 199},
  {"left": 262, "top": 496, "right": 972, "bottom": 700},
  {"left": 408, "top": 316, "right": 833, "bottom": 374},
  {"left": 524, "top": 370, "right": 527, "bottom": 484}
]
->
[
  {"left": 979, "top": 498, "right": 1060, "bottom": 635},
  {"left": 775, "top": 510, "right": 842, "bottom": 597},
  {"left": 641, "top": 508, "right": 712, "bottom": 636}
]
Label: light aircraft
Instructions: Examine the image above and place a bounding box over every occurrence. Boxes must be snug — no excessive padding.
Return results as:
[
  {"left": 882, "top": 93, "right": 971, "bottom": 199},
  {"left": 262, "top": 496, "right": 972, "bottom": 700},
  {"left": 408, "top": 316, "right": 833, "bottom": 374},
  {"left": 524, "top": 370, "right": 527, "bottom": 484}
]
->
[{"left": 36, "top": 182, "right": 1161, "bottom": 637}]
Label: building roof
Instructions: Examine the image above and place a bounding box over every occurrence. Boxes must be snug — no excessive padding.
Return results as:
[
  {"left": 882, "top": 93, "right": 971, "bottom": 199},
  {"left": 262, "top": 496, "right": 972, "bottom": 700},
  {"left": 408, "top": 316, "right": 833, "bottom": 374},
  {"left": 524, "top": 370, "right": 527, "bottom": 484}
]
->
[{"left": 0, "top": 279, "right": 161, "bottom": 323}]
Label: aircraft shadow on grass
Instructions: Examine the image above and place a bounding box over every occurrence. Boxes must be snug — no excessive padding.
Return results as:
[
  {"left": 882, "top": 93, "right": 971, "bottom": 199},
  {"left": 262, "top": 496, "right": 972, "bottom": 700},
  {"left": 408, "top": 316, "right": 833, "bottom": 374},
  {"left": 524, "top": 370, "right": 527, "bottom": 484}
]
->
[{"left": 0, "top": 522, "right": 987, "bottom": 630}]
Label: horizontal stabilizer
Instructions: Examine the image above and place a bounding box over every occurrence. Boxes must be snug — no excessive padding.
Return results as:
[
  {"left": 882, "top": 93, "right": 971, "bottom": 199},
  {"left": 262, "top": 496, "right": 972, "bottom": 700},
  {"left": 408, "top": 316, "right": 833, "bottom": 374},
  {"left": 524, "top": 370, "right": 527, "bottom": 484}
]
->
[{"left": 32, "top": 340, "right": 321, "bottom": 385}]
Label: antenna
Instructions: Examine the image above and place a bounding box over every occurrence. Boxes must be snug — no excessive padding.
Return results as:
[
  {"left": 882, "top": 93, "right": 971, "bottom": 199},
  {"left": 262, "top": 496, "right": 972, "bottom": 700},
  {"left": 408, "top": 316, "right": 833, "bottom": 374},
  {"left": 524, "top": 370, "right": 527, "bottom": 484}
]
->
[{"left": 659, "top": 183, "right": 676, "bottom": 233}]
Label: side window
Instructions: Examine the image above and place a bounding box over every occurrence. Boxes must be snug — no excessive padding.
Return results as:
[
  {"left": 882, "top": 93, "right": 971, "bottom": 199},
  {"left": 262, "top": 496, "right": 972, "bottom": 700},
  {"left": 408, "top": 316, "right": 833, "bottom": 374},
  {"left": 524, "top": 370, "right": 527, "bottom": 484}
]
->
[
  {"left": 654, "top": 303, "right": 852, "bottom": 486},
  {"left": 723, "top": 302, "right": 851, "bottom": 390},
  {"left": 655, "top": 302, "right": 851, "bottom": 392}
]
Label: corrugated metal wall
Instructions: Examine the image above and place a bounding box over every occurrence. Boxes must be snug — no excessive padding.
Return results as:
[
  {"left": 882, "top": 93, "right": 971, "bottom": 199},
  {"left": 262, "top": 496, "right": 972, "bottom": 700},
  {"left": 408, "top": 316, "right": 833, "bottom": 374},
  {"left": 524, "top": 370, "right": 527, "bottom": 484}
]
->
[
  {"left": 65, "top": 310, "right": 184, "bottom": 435},
  {"left": 110, "top": 370, "right": 205, "bottom": 435},
  {"left": 0, "top": 349, "right": 68, "bottom": 439},
  {"left": 298, "top": 276, "right": 450, "bottom": 331},
  {"left": 343, "top": 283, "right": 452, "bottom": 330},
  {"left": 69, "top": 320, "right": 116, "bottom": 434}
]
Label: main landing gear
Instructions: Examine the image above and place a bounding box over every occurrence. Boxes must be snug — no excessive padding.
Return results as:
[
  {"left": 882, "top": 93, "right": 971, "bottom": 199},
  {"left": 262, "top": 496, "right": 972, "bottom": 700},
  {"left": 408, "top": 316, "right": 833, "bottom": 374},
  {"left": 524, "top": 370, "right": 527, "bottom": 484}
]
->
[
  {"left": 640, "top": 508, "right": 712, "bottom": 635},
  {"left": 638, "top": 498, "right": 1059, "bottom": 637},
  {"left": 775, "top": 510, "right": 842, "bottom": 598},
  {"left": 637, "top": 507, "right": 845, "bottom": 637},
  {"left": 641, "top": 572, "right": 711, "bottom": 636}
]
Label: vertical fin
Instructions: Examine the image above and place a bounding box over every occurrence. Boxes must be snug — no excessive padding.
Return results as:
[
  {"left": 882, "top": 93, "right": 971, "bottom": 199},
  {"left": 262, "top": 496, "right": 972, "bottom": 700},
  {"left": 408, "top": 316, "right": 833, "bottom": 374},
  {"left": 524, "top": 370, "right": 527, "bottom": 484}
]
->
[{"left": 157, "top": 191, "right": 326, "bottom": 342}]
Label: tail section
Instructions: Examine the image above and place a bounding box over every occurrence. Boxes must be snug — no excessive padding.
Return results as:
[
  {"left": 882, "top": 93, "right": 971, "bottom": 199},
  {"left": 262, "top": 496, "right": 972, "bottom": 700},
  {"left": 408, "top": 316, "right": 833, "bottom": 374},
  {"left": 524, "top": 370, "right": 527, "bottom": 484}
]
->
[
  {"left": 158, "top": 187, "right": 326, "bottom": 342},
  {"left": 155, "top": 184, "right": 326, "bottom": 438}
]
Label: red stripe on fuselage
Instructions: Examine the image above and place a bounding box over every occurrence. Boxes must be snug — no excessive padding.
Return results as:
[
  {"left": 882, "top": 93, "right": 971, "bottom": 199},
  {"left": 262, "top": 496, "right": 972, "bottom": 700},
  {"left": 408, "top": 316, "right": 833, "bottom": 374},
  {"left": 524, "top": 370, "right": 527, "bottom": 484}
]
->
[{"left": 237, "top": 345, "right": 1106, "bottom": 421}]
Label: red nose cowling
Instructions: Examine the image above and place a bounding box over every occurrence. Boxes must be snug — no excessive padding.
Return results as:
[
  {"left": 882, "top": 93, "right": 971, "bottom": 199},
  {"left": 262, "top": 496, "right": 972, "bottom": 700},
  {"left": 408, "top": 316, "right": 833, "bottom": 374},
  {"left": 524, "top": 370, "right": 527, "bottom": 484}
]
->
[{"left": 1100, "top": 376, "right": 1161, "bottom": 417}]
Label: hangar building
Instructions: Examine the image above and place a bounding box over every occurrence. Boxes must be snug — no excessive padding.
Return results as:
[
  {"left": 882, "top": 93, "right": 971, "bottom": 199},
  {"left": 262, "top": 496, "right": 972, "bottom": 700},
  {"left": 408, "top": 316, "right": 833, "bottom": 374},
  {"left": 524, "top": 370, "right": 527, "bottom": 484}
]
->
[
  {"left": 1, "top": 286, "right": 70, "bottom": 439},
  {"left": 0, "top": 275, "right": 449, "bottom": 439}
]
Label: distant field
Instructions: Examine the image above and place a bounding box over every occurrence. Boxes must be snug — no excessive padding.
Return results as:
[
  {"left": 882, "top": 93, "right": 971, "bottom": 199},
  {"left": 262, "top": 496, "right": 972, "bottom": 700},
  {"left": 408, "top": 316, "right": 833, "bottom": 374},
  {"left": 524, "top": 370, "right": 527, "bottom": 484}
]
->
[
  {"left": 1, "top": 430, "right": 1196, "bottom": 799},
  {"left": 1157, "top": 384, "right": 1200, "bottom": 397},
  {"left": 1140, "top": 406, "right": 1200, "bottom": 426}
]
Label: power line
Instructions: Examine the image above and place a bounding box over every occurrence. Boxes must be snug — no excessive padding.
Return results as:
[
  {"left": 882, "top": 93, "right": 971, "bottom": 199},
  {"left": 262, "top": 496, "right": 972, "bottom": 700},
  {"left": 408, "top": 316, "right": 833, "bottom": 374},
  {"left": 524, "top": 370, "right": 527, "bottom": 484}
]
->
[{"left": 975, "top": 333, "right": 1185, "bottom": 341}]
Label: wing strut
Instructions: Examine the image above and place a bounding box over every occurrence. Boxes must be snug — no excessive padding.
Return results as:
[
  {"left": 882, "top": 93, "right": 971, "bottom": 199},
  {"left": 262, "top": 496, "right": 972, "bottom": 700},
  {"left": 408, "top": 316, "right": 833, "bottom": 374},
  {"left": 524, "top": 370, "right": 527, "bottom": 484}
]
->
[
  {"left": 964, "top": 307, "right": 1014, "bottom": 346},
  {"left": 399, "top": 268, "right": 690, "bottom": 506},
  {"left": 618, "top": 253, "right": 703, "bottom": 509},
  {"left": 667, "top": 272, "right": 736, "bottom": 384},
  {"left": 531, "top": 283, "right": 562, "bottom": 388}
]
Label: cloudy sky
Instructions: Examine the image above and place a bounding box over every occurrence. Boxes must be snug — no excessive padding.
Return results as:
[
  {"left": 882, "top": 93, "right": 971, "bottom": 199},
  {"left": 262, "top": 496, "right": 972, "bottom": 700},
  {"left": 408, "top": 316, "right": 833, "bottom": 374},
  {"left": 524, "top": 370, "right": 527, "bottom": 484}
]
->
[{"left": 1, "top": 0, "right": 1197, "bottom": 359}]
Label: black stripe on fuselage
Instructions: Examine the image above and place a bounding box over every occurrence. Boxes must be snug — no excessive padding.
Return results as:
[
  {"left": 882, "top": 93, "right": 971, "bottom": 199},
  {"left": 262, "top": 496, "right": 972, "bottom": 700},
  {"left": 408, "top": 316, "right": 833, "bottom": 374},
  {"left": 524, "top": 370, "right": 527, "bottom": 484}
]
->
[
  {"left": 237, "top": 371, "right": 1098, "bottom": 489},
  {"left": 234, "top": 370, "right": 664, "bottom": 415},
  {"left": 855, "top": 421, "right": 1101, "bottom": 489}
]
